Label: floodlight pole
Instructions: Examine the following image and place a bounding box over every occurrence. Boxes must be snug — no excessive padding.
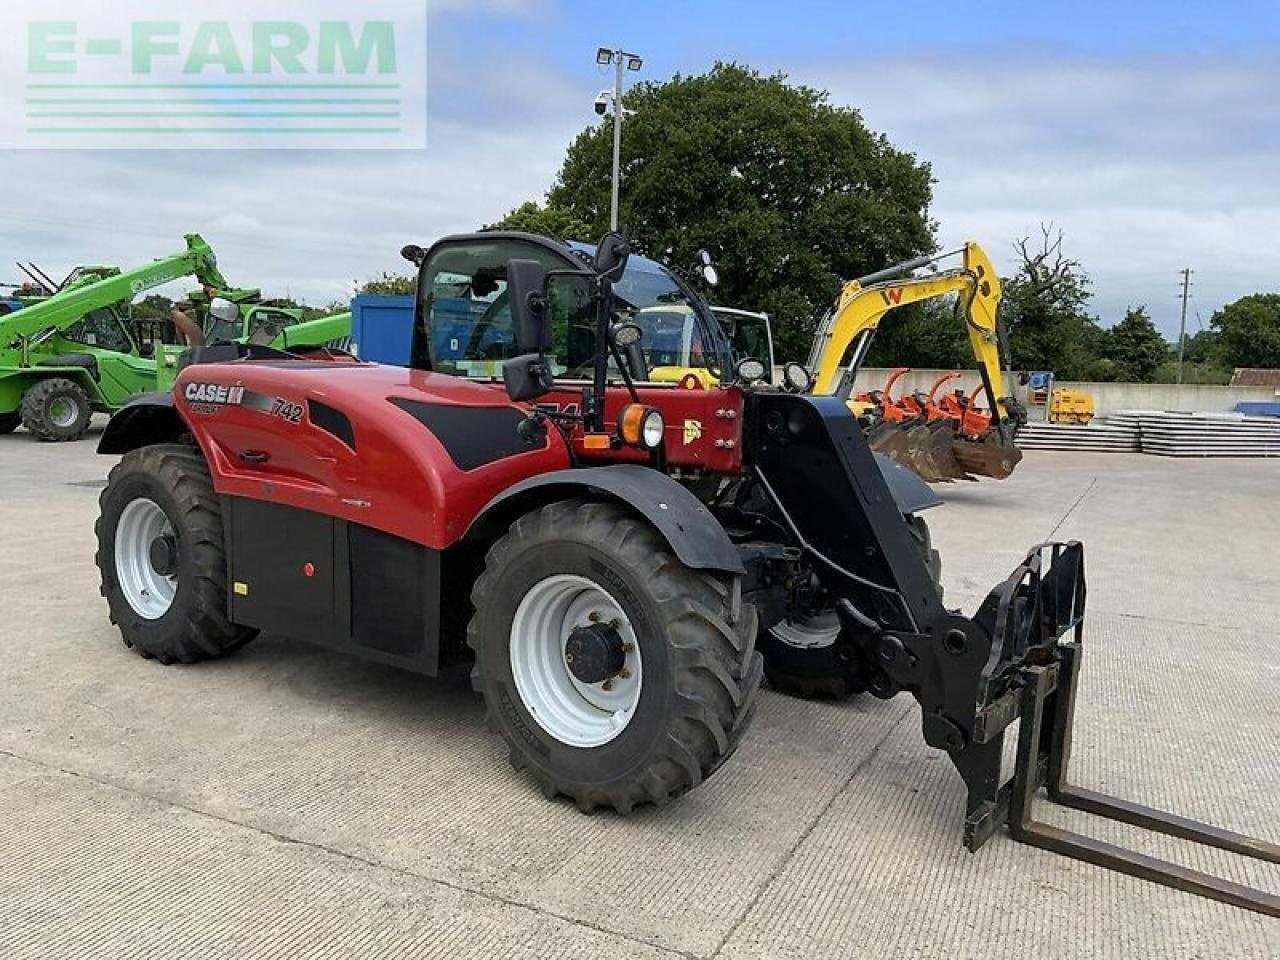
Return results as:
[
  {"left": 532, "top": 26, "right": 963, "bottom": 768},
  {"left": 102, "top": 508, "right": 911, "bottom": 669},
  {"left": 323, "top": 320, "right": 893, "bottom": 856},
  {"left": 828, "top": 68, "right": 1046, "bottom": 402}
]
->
[
  {"left": 610, "top": 52, "right": 624, "bottom": 232},
  {"left": 597, "top": 48, "right": 641, "bottom": 232}
]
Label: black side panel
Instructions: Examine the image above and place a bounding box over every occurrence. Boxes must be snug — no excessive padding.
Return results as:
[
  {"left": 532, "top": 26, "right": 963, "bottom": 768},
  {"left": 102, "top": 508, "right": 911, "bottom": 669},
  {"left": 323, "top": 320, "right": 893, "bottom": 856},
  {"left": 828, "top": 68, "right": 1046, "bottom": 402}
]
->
[
  {"left": 349, "top": 523, "right": 439, "bottom": 665},
  {"left": 40, "top": 352, "right": 100, "bottom": 381},
  {"left": 228, "top": 499, "right": 337, "bottom": 643},
  {"left": 226, "top": 498, "right": 442, "bottom": 676},
  {"left": 308, "top": 399, "right": 356, "bottom": 450},
  {"left": 389, "top": 399, "right": 543, "bottom": 471}
]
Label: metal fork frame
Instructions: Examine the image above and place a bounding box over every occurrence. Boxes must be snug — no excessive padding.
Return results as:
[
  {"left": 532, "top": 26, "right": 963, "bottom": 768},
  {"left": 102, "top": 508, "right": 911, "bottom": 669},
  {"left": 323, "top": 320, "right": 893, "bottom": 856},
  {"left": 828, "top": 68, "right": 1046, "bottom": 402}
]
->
[{"left": 1010, "top": 643, "right": 1280, "bottom": 918}]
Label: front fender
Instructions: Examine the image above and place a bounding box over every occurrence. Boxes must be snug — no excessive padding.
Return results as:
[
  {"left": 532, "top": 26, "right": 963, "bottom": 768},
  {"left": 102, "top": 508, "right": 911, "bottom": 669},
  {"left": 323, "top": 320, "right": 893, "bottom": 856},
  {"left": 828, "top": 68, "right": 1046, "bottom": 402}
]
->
[
  {"left": 98, "top": 392, "right": 188, "bottom": 455},
  {"left": 469, "top": 464, "right": 744, "bottom": 575}
]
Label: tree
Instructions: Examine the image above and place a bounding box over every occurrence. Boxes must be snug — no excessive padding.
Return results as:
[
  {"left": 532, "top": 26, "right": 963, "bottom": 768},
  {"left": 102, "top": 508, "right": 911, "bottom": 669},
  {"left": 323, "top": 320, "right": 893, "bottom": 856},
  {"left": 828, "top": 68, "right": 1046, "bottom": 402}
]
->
[
  {"left": 359, "top": 272, "right": 416, "bottom": 296},
  {"left": 1107, "top": 306, "right": 1169, "bottom": 382},
  {"left": 864, "top": 297, "right": 972, "bottom": 370},
  {"left": 487, "top": 201, "right": 592, "bottom": 241},
  {"left": 1000, "top": 225, "right": 1109, "bottom": 380},
  {"left": 1210, "top": 293, "right": 1280, "bottom": 369},
  {"left": 493, "top": 63, "right": 935, "bottom": 361}
]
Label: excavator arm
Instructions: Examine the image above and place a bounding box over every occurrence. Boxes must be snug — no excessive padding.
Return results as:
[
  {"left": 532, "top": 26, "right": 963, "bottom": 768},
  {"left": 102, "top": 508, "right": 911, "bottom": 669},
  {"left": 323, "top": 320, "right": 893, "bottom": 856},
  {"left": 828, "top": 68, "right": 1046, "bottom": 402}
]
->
[
  {"left": 807, "top": 242, "right": 1012, "bottom": 423},
  {"left": 0, "top": 234, "right": 228, "bottom": 346}
]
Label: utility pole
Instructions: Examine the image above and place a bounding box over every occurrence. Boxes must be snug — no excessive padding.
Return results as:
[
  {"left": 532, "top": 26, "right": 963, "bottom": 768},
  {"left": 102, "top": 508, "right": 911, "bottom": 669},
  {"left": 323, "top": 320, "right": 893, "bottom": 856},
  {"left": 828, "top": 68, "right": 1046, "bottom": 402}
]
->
[
  {"left": 595, "top": 48, "right": 643, "bottom": 232},
  {"left": 1176, "top": 268, "right": 1193, "bottom": 385}
]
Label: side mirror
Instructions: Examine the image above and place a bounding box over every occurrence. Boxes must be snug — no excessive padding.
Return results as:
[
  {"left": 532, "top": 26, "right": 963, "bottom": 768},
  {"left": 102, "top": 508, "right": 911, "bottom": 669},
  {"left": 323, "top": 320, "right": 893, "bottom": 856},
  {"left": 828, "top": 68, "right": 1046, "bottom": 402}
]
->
[
  {"left": 594, "top": 232, "right": 631, "bottom": 283},
  {"left": 505, "top": 259, "right": 551, "bottom": 353},
  {"left": 503, "top": 354, "right": 554, "bottom": 402}
]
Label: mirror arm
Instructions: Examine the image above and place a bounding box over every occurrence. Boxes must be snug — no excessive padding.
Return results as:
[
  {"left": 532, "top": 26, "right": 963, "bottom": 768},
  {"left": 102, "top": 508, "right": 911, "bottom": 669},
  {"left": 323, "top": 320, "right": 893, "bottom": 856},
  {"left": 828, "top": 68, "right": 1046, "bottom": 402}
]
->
[
  {"left": 588, "top": 278, "right": 612, "bottom": 432},
  {"left": 607, "top": 339, "right": 642, "bottom": 406}
]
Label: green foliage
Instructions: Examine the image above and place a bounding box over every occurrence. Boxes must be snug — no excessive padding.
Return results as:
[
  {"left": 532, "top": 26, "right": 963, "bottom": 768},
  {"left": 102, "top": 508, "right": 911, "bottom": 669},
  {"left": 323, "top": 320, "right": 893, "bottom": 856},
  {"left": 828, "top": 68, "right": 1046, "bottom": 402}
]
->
[
  {"left": 864, "top": 297, "right": 971, "bottom": 369},
  {"left": 1150, "top": 360, "right": 1232, "bottom": 384},
  {"left": 130, "top": 294, "right": 175, "bottom": 321},
  {"left": 1179, "top": 328, "right": 1219, "bottom": 364},
  {"left": 499, "top": 62, "right": 935, "bottom": 361},
  {"left": 1106, "top": 306, "right": 1170, "bottom": 382},
  {"left": 1210, "top": 293, "right": 1280, "bottom": 369},
  {"left": 488, "top": 201, "right": 593, "bottom": 241},
  {"left": 1000, "top": 227, "right": 1111, "bottom": 380},
  {"left": 359, "top": 272, "right": 416, "bottom": 296}
]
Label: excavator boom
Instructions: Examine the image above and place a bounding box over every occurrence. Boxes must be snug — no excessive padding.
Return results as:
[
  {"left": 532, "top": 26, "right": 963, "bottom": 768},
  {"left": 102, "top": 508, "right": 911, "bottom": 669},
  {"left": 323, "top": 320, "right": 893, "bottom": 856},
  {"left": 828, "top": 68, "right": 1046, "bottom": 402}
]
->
[{"left": 807, "top": 242, "right": 1024, "bottom": 481}]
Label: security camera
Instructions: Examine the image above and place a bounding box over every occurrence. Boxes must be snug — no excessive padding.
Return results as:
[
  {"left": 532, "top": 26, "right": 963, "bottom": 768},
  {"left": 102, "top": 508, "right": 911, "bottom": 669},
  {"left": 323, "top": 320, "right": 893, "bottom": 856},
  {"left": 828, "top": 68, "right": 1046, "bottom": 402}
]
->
[{"left": 593, "top": 90, "right": 613, "bottom": 116}]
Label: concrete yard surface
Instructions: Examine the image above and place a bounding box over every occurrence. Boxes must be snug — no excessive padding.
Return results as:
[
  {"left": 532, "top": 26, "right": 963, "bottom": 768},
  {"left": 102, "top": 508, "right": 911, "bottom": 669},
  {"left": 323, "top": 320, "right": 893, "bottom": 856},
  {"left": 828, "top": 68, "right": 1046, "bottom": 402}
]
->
[{"left": 1, "top": 425, "right": 1277, "bottom": 959}]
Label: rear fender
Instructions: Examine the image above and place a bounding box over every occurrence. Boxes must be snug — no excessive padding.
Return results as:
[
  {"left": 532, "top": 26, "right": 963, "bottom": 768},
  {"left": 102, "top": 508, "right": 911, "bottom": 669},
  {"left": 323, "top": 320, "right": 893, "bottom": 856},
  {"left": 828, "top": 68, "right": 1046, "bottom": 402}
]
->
[
  {"left": 468, "top": 464, "right": 744, "bottom": 575},
  {"left": 98, "top": 392, "right": 189, "bottom": 455}
]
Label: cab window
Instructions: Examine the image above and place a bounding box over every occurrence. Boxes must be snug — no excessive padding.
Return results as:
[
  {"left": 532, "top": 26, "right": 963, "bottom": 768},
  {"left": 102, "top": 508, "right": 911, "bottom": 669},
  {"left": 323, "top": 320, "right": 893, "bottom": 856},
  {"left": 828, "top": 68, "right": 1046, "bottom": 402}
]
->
[
  {"left": 64, "top": 308, "right": 135, "bottom": 353},
  {"left": 415, "top": 239, "right": 593, "bottom": 379}
]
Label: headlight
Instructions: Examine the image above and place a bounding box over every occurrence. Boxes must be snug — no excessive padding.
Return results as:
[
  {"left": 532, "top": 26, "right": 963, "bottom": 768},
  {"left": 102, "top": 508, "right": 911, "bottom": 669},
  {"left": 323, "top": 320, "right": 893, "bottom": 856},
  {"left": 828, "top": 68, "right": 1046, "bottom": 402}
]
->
[
  {"left": 619, "top": 404, "right": 665, "bottom": 449},
  {"left": 735, "top": 357, "right": 767, "bottom": 383},
  {"left": 641, "top": 409, "right": 665, "bottom": 448},
  {"left": 783, "top": 362, "right": 812, "bottom": 393}
]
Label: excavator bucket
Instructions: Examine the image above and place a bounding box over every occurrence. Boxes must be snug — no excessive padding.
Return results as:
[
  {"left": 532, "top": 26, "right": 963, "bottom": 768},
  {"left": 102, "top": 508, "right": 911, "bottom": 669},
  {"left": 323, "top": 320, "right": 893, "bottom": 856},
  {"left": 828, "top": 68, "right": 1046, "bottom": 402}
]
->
[
  {"left": 901, "top": 420, "right": 970, "bottom": 482},
  {"left": 952, "top": 428, "right": 1024, "bottom": 480}
]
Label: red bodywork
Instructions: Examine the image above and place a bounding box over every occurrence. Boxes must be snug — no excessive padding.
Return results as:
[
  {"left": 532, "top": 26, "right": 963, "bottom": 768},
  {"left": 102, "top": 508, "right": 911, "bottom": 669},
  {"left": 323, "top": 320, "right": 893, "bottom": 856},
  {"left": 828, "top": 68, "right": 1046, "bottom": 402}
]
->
[{"left": 174, "top": 360, "right": 744, "bottom": 551}]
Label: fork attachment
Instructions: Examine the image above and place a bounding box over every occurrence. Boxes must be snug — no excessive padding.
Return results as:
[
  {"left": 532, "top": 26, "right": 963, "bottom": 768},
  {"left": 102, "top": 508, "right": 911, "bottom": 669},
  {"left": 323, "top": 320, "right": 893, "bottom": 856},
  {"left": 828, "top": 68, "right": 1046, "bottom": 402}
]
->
[{"left": 961, "top": 544, "right": 1280, "bottom": 918}]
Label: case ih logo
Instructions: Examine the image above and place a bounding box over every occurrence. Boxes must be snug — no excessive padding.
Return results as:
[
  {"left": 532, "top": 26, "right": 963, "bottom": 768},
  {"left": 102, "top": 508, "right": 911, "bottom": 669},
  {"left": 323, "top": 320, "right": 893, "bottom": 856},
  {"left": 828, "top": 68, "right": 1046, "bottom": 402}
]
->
[{"left": 185, "top": 382, "right": 245, "bottom": 405}]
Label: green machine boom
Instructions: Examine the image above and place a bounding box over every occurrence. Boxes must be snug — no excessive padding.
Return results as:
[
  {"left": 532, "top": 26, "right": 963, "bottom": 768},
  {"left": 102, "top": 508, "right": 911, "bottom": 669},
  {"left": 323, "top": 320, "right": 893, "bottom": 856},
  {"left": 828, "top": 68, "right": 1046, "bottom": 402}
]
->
[{"left": 0, "top": 235, "right": 351, "bottom": 441}]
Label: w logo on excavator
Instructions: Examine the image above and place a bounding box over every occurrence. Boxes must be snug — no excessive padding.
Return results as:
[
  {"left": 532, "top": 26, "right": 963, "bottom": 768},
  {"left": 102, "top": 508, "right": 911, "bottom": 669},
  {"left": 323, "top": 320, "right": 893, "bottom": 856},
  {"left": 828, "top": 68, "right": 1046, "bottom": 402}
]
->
[{"left": 881, "top": 288, "right": 905, "bottom": 306}]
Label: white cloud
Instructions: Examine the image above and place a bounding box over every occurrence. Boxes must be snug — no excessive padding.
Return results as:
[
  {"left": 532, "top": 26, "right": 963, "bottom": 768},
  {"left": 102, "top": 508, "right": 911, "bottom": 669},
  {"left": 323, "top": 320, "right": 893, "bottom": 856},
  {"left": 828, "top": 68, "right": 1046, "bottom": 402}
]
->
[
  {"left": 802, "top": 51, "right": 1280, "bottom": 336},
  {"left": 2, "top": 43, "right": 1275, "bottom": 343}
]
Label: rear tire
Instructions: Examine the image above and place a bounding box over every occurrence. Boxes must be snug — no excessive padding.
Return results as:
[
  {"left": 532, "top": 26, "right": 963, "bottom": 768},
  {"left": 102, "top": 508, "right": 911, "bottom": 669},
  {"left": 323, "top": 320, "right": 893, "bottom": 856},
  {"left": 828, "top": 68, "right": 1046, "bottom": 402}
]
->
[
  {"left": 96, "top": 444, "right": 256, "bottom": 664},
  {"left": 468, "top": 499, "right": 762, "bottom": 813},
  {"left": 762, "top": 513, "right": 943, "bottom": 701},
  {"left": 21, "top": 377, "right": 92, "bottom": 441},
  {"left": 0, "top": 412, "right": 18, "bottom": 435}
]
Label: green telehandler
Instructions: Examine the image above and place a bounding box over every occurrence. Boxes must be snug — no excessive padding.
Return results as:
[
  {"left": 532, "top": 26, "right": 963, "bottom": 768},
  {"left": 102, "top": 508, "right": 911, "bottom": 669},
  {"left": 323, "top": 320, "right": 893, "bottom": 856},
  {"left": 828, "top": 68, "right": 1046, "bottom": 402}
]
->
[{"left": 0, "top": 235, "right": 351, "bottom": 441}]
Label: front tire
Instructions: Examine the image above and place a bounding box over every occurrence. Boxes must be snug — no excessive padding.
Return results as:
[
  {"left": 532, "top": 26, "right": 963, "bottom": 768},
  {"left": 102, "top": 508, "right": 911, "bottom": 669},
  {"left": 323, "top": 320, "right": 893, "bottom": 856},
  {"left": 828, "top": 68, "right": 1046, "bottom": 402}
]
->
[
  {"left": 21, "top": 377, "right": 92, "bottom": 441},
  {"left": 761, "top": 513, "right": 943, "bottom": 700},
  {"left": 468, "top": 499, "right": 762, "bottom": 813},
  {"left": 96, "top": 444, "right": 256, "bottom": 664}
]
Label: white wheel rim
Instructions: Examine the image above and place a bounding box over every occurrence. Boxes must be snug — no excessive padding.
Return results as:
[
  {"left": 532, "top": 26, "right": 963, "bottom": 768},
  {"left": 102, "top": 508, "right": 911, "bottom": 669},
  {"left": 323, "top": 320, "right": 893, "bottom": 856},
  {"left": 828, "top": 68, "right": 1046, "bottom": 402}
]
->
[
  {"left": 509, "top": 574, "right": 643, "bottom": 748},
  {"left": 114, "top": 498, "right": 178, "bottom": 620},
  {"left": 770, "top": 608, "right": 840, "bottom": 649},
  {"left": 49, "top": 396, "right": 79, "bottom": 428}
]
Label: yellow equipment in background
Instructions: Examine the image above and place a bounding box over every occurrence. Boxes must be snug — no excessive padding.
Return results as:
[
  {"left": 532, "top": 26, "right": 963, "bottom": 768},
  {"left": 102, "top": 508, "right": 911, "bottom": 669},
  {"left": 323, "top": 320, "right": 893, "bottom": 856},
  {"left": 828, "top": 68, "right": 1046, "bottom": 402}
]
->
[
  {"left": 806, "top": 242, "right": 1026, "bottom": 481},
  {"left": 1050, "top": 387, "right": 1095, "bottom": 424}
]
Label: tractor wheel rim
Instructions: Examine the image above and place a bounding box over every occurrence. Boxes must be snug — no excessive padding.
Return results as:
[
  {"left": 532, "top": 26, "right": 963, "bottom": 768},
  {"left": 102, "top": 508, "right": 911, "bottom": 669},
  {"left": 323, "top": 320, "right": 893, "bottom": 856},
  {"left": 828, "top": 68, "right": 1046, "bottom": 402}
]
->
[
  {"left": 114, "top": 498, "right": 178, "bottom": 620},
  {"left": 509, "top": 574, "right": 643, "bottom": 748},
  {"left": 48, "top": 396, "right": 78, "bottom": 428},
  {"left": 770, "top": 608, "right": 840, "bottom": 649}
]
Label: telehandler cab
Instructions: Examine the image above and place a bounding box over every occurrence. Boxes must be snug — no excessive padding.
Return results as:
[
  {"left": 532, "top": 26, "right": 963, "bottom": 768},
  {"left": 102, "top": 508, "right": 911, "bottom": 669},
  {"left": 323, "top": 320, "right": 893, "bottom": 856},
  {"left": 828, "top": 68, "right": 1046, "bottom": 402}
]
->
[{"left": 94, "top": 231, "right": 1278, "bottom": 917}]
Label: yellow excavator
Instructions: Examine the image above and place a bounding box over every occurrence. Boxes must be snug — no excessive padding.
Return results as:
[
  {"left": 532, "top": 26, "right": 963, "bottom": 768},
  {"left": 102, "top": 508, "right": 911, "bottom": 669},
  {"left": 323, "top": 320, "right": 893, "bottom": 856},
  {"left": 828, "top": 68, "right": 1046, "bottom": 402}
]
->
[{"left": 806, "top": 242, "right": 1027, "bottom": 481}]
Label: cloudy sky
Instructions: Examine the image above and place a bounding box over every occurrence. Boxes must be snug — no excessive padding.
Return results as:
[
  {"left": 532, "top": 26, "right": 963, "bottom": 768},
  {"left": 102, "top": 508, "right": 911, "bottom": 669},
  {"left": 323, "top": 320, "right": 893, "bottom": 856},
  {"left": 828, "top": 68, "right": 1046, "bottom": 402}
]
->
[{"left": 3, "top": 0, "right": 1278, "bottom": 338}]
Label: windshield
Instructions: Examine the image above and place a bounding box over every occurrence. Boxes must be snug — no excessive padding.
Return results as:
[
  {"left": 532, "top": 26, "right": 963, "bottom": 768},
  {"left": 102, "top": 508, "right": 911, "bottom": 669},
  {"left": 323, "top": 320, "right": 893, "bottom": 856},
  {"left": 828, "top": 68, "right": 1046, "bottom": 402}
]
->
[{"left": 417, "top": 237, "right": 730, "bottom": 382}]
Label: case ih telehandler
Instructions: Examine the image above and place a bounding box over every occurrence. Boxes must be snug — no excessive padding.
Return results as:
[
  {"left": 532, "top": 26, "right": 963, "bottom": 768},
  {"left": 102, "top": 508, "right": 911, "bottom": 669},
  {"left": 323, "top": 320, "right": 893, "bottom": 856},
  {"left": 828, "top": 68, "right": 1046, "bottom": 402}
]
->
[{"left": 94, "top": 232, "right": 1278, "bottom": 916}]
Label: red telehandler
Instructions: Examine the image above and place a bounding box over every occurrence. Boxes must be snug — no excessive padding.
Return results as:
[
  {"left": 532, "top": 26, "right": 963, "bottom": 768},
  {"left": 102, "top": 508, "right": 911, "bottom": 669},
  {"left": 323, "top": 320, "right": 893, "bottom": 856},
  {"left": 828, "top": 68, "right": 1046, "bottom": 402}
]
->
[{"left": 94, "top": 232, "right": 1278, "bottom": 916}]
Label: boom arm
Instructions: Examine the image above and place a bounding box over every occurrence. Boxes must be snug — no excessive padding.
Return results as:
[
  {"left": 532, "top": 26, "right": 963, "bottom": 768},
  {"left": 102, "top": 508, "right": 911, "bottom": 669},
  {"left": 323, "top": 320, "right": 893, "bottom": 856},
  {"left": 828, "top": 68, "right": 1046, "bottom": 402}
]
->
[
  {"left": 0, "top": 234, "right": 227, "bottom": 344},
  {"left": 808, "top": 242, "right": 1011, "bottom": 422}
]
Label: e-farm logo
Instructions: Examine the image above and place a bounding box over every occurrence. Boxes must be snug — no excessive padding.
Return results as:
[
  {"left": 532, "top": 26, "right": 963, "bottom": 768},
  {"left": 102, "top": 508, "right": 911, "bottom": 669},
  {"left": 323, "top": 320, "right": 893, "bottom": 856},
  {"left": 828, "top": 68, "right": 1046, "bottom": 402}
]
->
[{"left": 7, "top": 1, "right": 426, "bottom": 149}]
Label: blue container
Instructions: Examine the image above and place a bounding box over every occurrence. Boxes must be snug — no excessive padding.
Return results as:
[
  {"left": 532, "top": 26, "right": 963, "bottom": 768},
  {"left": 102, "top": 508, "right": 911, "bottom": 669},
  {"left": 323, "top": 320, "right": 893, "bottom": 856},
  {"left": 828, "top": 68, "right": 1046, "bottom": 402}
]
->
[
  {"left": 351, "top": 294, "right": 415, "bottom": 365},
  {"left": 1235, "top": 402, "right": 1280, "bottom": 418}
]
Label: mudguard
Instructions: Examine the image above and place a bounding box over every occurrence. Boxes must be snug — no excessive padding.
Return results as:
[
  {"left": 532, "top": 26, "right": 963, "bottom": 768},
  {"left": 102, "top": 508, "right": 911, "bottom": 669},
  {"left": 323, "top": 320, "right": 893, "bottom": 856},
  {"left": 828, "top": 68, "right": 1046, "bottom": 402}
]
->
[
  {"left": 470, "top": 464, "right": 745, "bottom": 575},
  {"left": 873, "top": 451, "right": 943, "bottom": 514},
  {"left": 97, "top": 392, "right": 187, "bottom": 455}
]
